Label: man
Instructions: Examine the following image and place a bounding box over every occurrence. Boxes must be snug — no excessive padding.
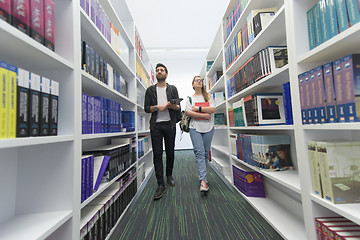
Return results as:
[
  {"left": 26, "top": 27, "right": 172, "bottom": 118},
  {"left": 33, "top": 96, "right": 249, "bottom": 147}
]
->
[{"left": 144, "top": 63, "right": 181, "bottom": 200}]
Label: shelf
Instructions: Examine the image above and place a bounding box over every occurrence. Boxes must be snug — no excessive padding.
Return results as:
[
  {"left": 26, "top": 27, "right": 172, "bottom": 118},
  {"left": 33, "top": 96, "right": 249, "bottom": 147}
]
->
[
  {"left": 228, "top": 65, "right": 289, "bottom": 103},
  {"left": 302, "top": 123, "right": 360, "bottom": 131},
  {"left": 0, "top": 211, "right": 72, "bottom": 240},
  {"left": 311, "top": 194, "right": 360, "bottom": 226},
  {"left": 138, "top": 130, "right": 150, "bottom": 135},
  {"left": 234, "top": 188, "right": 306, "bottom": 240},
  {"left": 82, "top": 132, "right": 136, "bottom": 140},
  {"left": 297, "top": 23, "right": 360, "bottom": 66},
  {"left": 232, "top": 156, "right": 301, "bottom": 194},
  {"left": 137, "top": 104, "right": 145, "bottom": 112},
  {"left": 210, "top": 157, "right": 232, "bottom": 183},
  {"left": 226, "top": 5, "right": 286, "bottom": 76},
  {"left": 215, "top": 100, "right": 226, "bottom": 110},
  {"left": 0, "top": 21, "right": 74, "bottom": 73},
  {"left": 81, "top": 162, "right": 137, "bottom": 209},
  {"left": 214, "top": 125, "right": 228, "bottom": 130},
  {"left": 209, "top": 75, "right": 225, "bottom": 94},
  {"left": 0, "top": 135, "right": 74, "bottom": 149},
  {"left": 80, "top": 10, "right": 134, "bottom": 79},
  {"left": 81, "top": 71, "right": 136, "bottom": 108},
  {"left": 137, "top": 77, "right": 148, "bottom": 91},
  {"left": 138, "top": 149, "right": 152, "bottom": 162},
  {"left": 212, "top": 145, "right": 230, "bottom": 156},
  {"left": 229, "top": 124, "right": 294, "bottom": 131},
  {"left": 207, "top": 49, "right": 223, "bottom": 77}
]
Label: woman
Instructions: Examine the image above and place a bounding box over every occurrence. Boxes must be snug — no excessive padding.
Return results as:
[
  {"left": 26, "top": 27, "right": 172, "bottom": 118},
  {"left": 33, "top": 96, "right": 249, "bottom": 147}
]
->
[{"left": 185, "top": 76, "right": 216, "bottom": 192}]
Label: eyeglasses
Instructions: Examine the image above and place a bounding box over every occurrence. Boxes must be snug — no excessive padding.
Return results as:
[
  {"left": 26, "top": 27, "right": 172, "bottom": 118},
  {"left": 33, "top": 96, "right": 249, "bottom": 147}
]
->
[{"left": 194, "top": 79, "right": 203, "bottom": 82}]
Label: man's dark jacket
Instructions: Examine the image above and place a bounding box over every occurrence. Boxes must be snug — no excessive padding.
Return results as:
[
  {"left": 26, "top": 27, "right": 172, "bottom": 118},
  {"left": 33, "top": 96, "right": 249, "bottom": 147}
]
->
[{"left": 144, "top": 83, "right": 181, "bottom": 130}]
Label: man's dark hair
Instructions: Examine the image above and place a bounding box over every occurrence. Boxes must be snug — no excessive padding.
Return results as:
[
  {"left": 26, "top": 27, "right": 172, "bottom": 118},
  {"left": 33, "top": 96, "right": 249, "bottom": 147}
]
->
[{"left": 156, "top": 63, "right": 168, "bottom": 74}]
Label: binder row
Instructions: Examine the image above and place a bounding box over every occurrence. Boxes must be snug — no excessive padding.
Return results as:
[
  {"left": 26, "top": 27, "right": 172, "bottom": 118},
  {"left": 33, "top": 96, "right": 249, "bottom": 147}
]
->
[
  {"left": 227, "top": 46, "right": 288, "bottom": 99},
  {"left": 0, "top": 0, "right": 55, "bottom": 51},
  {"left": 81, "top": 173, "right": 137, "bottom": 240},
  {"left": 298, "top": 54, "right": 360, "bottom": 124},
  {"left": 0, "top": 60, "right": 59, "bottom": 139},
  {"left": 80, "top": 0, "right": 130, "bottom": 66},
  {"left": 230, "top": 134, "right": 293, "bottom": 171},
  {"left": 307, "top": 0, "right": 360, "bottom": 50},
  {"left": 82, "top": 41, "right": 128, "bottom": 98},
  {"left": 208, "top": 71, "right": 223, "bottom": 90},
  {"left": 225, "top": 7, "right": 278, "bottom": 69}
]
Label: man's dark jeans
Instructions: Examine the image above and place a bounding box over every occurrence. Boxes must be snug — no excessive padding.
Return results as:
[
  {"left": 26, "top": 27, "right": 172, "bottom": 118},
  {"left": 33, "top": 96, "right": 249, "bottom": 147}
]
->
[{"left": 151, "top": 121, "right": 176, "bottom": 186}]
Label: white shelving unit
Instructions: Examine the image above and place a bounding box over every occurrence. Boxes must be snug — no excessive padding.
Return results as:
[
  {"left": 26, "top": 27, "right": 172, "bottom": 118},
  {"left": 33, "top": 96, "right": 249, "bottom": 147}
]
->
[
  {"left": 201, "top": 0, "right": 360, "bottom": 239},
  {"left": 0, "top": 0, "right": 153, "bottom": 239}
]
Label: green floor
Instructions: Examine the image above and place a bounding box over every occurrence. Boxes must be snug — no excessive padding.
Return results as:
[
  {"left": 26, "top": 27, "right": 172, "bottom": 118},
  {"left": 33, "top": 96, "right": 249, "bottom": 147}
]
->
[{"left": 110, "top": 150, "right": 284, "bottom": 240}]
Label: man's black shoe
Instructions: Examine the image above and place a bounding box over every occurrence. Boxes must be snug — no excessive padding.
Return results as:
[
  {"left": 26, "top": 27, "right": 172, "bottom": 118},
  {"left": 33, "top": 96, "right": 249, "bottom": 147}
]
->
[
  {"left": 154, "top": 185, "right": 166, "bottom": 200},
  {"left": 167, "top": 176, "right": 175, "bottom": 187}
]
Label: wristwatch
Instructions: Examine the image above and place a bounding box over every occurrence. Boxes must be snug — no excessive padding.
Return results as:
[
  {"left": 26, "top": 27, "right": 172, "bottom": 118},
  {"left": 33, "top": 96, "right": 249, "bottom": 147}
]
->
[{"left": 154, "top": 106, "right": 158, "bottom": 111}]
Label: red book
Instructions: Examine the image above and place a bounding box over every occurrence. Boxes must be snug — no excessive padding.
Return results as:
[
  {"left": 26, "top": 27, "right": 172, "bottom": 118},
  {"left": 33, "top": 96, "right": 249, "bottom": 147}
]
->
[{"left": 195, "top": 102, "right": 209, "bottom": 120}]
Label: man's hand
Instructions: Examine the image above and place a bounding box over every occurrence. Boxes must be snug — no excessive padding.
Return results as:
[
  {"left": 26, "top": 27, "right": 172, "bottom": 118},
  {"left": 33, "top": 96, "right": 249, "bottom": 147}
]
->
[
  {"left": 167, "top": 102, "right": 179, "bottom": 110},
  {"left": 157, "top": 105, "right": 168, "bottom": 112}
]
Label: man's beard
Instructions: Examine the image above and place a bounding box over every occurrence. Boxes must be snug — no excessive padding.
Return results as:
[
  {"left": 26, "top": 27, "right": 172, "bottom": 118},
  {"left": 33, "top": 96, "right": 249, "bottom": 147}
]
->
[{"left": 156, "top": 75, "right": 166, "bottom": 81}]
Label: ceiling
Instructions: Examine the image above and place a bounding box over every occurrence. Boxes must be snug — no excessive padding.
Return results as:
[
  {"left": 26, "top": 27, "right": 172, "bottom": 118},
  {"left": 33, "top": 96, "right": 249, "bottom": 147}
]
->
[{"left": 125, "top": 0, "right": 229, "bottom": 67}]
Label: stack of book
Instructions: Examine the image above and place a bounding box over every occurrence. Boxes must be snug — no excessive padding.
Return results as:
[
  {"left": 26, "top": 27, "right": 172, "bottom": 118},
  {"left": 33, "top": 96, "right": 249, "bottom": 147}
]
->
[{"left": 315, "top": 216, "right": 360, "bottom": 239}]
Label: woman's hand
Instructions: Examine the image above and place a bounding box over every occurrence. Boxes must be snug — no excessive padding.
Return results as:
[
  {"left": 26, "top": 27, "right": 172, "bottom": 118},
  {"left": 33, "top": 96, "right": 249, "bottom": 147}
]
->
[{"left": 192, "top": 106, "right": 199, "bottom": 112}]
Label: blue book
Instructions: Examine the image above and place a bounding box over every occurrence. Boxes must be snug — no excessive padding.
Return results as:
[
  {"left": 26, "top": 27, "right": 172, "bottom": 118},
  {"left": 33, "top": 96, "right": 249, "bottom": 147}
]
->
[
  {"left": 298, "top": 73, "right": 307, "bottom": 124},
  {"left": 314, "top": 66, "right": 327, "bottom": 124},
  {"left": 87, "top": 96, "right": 94, "bottom": 134},
  {"left": 326, "top": 0, "right": 339, "bottom": 39},
  {"left": 323, "top": 62, "right": 337, "bottom": 123},
  {"left": 319, "top": 0, "right": 331, "bottom": 42},
  {"left": 334, "top": 0, "right": 350, "bottom": 32},
  {"left": 93, "top": 97, "right": 101, "bottom": 134},
  {"left": 82, "top": 93, "right": 88, "bottom": 134},
  {"left": 81, "top": 155, "right": 88, "bottom": 203},
  {"left": 304, "top": 71, "right": 312, "bottom": 124},
  {"left": 345, "top": 0, "right": 360, "bottom": 26},
  {"left": 341, "top": 54, "right": 360, "bottom": 122},
  {"left": 333, "top": 57, "right": 348, "bottom": 122},
  {"left": 313, "top": 2, "right": 324, "bottom": 47},
  {"left": 307, "top": 6, "right": 317, "bottom": 50},
  {"left": 282, "top": 82, "right": 293, "bottom": 125},
  {"left": 87, "top": 156, "right": 94, "bottom": 199}
]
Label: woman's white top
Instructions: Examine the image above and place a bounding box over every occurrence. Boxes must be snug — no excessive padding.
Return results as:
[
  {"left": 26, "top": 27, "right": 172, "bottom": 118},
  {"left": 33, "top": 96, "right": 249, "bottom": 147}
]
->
[{"left": 185, "top": 94, "right": 215, "bottom": 133}]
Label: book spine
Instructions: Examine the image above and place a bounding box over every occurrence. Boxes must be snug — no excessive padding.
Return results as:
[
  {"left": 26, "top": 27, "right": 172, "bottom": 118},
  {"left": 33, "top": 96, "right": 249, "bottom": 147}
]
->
[
  {"left": 0, "top": 61, "right": 9, "bottom": 138},
  {"left": 49, "top": 79, "right": 58, "bottom": 135},
  {"left": 16, "top": 68, "right": 30, "bottom": 137},
  {"left": 326, "top": 0, "right": 339, "bottom": 39},
  {"left": 12, "top": 0, "right": 30, "bottom": 35},
  {"left": 81, "top": 156, "right": 86, "bottom": 203},
  {"left": 345, "top": 0, "right": 360, "bottom": 26},
  {"left": 334, "top": 0, "right": 350, "bottom": 32},
  {"left": 323, "top": 62, "right": 337, "bottom": 123},
  {"left": 82, "top": 93, "right": 87, "bottom": 134},
  {"left": 310, "top": 68, "right": 318, "bottom": 124},
  {"left": 304, "top": 71, "right": 312, "bottom": 124},
  {"left": 88, "top": 156, "right": 94, "bottom": 198},
  {"left": 315, "top": 66, "right": 327, "bottom": 123},
  {"left": 29, "top": 72, "right": 40, "bottom": 136},
  {"left": 333, "top": 57, "right": 348, "bottom": 122},
  {"left": 307, "top": 5, "right": 317, "bottom": 50},
  {"left": 319, "top": 0, "right": 330, "bottom": 42},
  {"left": 0, "top": 0, "right": 12, "bottom": 23},
  {"left": 87, "top": 95, "right": 94, "bottom": 134},
  {"left": 43, "top": 0, "right": 55, "bottom": 51},
  {"left": 30, "top": 0, "right": 44, "bottom": 44},
  {"left": 7, "top": 64, "right": 17, "bottom": 138},
  {"left": 308, "top": 141, "right": 323, "bottom": 197},
  {"left": 317, "top": 142, "right": 335, "bottom": 203},
  {"left": 39, "top": 77, "right": 50, "bottom": 136}
]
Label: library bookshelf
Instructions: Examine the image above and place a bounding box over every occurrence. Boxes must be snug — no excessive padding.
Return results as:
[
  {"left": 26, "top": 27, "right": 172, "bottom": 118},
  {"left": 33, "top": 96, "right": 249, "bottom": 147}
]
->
[
  {"left": 201, "top": 0, "right": 360, "bottom": 239},
  {"left": 0, "top": 0, "right": 153, "bottom": 239}
]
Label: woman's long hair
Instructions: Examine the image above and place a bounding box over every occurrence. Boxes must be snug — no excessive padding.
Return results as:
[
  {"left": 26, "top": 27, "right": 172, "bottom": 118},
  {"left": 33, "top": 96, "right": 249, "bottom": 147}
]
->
[{"left": 192, "top": 75, "right": 210, "bottom": 102}]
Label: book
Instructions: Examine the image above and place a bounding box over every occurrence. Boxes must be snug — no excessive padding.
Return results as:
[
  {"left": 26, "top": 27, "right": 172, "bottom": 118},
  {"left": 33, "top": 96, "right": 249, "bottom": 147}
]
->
[
  {"left": 49, "top": 79, "right": 58, "bottom": 135},
  {"left": 30, "top": 0, "right": 44, "bottom": 44},
  {"left": 12, "top": 0, "right": 30, "bottom": 35},
  {"left": 43, "top": 0, "right": 55, "bottom": 51},
  {"left": 326, "top": 0, "right": 339, "bottom": 40},
  {"left": 253, "top": 11, "right": 275, "bottom": 38},
  {"left": 346, "top": 0, "right": 360, "bottom": 26},
  {"left": 233, "top": 165, "right": 266, "bottom": 197},
  {"left": 260, "top": 135, "right": 292, "bottom": 170},
  {"left": 322, "top": 221, "right": 358, "bottom": 239},
  {"left": 7, "top": 64, "right": 17, "bottom": 138},
  {"left": 334, "top": 0, "right": 350, "bottom": 33},
  {"left": 0, "top": 61, "right": 9, "bottom": 139},
  {"left": 327, "top": 226, "right": 360, "bottom": 239},
  {"left": 317, "top": 141, "right": 360, "bottom": 204},
  {"left": 232, "top": 98, "right": 246, "bottom": 126},
  {"left": 298, "top": 73, "right": 307, "bottom": 124},
  {"left": 0, "top": 0, "right": 11, "bottom": 23},
  {"left": 282, "top": 82, "right": 293, "bottom": 125},
  {"left": 308, "top": 141, "right": 323, "bottom": 197},
  {"left": 87, "top": 95, "right": 94, "bottom": 134},
  {"left": 315, "top": 217, "right": 349, "bottom": 240},
  {"left": 267, "top": 46, "right": 288, "bottom": 73},
  {"left": 93, "top": 155, "right": 110, "bottom": 191},
  {"left": 194, "top": 101, "right": 210, "bottom": 120},
  {"left": 335, "top": 231, "right": 360, "bottom": 239},
  {"left": 17, "top": 68, "right": 30, "bottom": 137},
  {"left": 39, "top": 77, "right": 50, "bottom": 136},
  {"left": 29, "top": 72, "right": 41, "bottom": 136},
  {"left": 323, "top": 61, "right": 337, "bottom": 123},
  {"left": 256, "top": 93, "right": 286, "bottom": 126},
  {"left": 82, "top": 93, "right": 88, "bottom": 134}
]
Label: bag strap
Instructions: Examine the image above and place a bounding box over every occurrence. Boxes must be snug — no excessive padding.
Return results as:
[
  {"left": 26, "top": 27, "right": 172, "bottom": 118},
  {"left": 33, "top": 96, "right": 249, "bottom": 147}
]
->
[{"left": 188, "top": 96, "right": 192, "bottom": 104}]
